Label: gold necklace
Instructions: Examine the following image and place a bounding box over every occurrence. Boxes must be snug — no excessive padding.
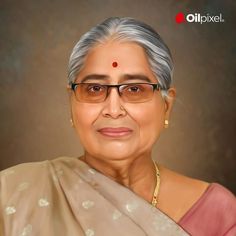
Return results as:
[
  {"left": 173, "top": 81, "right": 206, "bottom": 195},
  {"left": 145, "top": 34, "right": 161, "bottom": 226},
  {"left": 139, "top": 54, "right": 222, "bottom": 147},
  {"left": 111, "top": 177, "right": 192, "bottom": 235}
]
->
[{"left": 151, "top": 160, "right": 161, "bottom": 207}]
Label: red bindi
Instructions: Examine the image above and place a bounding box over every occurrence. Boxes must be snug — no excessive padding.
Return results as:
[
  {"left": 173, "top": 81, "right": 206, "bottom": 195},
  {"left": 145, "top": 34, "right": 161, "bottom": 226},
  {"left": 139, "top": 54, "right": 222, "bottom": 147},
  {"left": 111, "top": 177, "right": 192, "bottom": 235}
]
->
[{"left": 112, "top": 61, "right": 118, "bottom": 68}]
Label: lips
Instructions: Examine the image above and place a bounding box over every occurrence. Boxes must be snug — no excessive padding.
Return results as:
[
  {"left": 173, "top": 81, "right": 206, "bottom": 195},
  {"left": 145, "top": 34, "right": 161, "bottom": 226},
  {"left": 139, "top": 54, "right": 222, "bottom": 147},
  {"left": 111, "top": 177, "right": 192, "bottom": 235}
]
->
[{"left": 97, "top": 127, "right": 133, "bottom": 137}]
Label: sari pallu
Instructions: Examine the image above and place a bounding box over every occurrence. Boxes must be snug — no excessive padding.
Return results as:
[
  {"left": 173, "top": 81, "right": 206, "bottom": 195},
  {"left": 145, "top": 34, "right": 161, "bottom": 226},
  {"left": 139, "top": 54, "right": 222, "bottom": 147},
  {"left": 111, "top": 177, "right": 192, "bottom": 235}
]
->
[{"left": 0, "top": 157, "right": 189, "bottom": 236}]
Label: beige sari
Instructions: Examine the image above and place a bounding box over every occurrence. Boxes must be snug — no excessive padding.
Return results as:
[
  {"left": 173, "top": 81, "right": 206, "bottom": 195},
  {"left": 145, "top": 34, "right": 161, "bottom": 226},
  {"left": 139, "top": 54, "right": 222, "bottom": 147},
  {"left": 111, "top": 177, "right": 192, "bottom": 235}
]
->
[{"left": 0, "top": 157, "right": 189, "bottom": 236}]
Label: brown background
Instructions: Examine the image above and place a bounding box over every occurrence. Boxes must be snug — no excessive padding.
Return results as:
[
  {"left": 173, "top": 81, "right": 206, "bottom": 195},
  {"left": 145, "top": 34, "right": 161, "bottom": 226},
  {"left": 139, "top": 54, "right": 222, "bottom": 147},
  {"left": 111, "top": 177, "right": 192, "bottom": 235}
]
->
[{"left": 0, "top": 0, "right": 235, "bottom": 194}]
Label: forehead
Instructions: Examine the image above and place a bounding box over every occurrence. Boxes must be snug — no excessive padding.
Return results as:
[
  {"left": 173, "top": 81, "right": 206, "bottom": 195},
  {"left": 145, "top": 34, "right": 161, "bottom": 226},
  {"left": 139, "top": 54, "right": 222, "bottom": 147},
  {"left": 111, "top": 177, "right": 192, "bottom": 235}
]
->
[{"left": 76, "top": 41, "right": 157, "bottom": 83}]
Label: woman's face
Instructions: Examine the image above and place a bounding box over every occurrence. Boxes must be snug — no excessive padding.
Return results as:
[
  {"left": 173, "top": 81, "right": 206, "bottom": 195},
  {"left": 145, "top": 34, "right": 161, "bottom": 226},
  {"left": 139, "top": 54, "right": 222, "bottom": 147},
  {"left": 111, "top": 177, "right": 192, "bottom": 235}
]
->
[{"left": 69, "top": 40, "right": 175, "bottom": 162}]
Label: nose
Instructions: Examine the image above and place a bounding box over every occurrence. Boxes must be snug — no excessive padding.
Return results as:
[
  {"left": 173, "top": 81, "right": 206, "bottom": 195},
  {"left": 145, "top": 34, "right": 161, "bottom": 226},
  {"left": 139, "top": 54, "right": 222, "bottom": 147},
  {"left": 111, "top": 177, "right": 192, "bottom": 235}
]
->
[{"left": 101, "top": 87, "right": 126, "bottom": 119}]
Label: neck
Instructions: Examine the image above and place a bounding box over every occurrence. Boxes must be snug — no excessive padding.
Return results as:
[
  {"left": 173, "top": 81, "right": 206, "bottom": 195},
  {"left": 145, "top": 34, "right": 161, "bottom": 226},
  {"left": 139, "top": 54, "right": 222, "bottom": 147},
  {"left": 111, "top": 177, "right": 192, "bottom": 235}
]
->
[{"left": 79, "top": 152, "right": 157, "bottom": 204}]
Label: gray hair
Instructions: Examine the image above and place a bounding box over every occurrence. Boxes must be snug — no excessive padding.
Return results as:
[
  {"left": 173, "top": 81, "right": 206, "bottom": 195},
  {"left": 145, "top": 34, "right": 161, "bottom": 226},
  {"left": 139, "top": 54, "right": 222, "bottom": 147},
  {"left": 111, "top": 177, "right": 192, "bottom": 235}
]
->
[{"left": 68, "top": 17, "right": 174, "bottom": 97}]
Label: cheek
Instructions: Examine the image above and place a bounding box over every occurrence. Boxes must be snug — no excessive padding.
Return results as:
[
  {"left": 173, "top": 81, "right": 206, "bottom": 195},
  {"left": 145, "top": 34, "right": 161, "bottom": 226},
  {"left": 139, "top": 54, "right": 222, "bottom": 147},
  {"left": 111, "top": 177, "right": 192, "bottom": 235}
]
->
[
  {"left": 71, "top": 103, "right": 100, "bottom": 134},
  {"left": 129, "top": 103, "right": 164, "bottom": 128},
  {"left": 127, "top": 102, "right": 165, "bottom": 143}
]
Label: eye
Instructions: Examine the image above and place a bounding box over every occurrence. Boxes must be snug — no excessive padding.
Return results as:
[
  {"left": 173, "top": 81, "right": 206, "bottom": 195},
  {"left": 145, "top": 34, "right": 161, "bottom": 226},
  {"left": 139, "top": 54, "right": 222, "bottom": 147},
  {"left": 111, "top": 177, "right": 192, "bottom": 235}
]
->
[
  {"left": 87, "top": 84, "right": 104, "bottom": 93},
  {"left": 127, "top": 85, "right": 143, "bottom": 93}
]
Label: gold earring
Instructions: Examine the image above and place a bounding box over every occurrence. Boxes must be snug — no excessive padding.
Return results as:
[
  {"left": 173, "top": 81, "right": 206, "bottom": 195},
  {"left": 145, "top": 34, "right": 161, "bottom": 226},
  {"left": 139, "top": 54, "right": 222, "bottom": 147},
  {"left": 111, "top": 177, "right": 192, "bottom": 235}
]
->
[
  {"left": 70, "top": 118, "right": 74, "bottom": 127},
  {"left": 164, "top": 119, "right": 169, "bottom": 128}
]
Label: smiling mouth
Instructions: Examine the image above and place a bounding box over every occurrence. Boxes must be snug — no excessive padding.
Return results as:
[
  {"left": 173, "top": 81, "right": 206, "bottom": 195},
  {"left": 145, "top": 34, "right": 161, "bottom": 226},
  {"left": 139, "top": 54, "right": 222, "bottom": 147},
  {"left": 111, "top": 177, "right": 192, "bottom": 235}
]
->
[{"left": 97, "top": 127, "right": 133, "bottom": 138}]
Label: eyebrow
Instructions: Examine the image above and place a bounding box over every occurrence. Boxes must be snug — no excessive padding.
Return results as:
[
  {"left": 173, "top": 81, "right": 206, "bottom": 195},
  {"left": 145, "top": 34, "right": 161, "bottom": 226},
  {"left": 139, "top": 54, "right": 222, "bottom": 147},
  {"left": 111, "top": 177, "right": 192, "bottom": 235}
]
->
[
  {"left": 78, "top": 74, "right": 152, "bottom": 83},
  {"left": 80, "top": 74, "right": 109, "bottom": 83},
  {"left": 122, "top": 74, "right": 152, "bottom": 83}
]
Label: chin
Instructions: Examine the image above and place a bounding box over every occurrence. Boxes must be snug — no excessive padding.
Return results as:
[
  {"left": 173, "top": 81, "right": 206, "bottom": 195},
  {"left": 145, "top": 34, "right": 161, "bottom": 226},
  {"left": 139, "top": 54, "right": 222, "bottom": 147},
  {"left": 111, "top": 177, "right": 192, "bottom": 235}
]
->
[{"left": 86, "top": 145, "right": 136, "bottom": 161}]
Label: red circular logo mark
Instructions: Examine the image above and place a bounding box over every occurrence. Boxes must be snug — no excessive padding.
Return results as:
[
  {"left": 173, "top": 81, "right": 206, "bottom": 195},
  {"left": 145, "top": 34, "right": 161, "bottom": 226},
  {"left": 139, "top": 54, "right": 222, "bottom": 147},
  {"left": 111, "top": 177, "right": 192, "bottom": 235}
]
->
[{"left": 175, "top": 12, "right": 185, "bottom": 24}]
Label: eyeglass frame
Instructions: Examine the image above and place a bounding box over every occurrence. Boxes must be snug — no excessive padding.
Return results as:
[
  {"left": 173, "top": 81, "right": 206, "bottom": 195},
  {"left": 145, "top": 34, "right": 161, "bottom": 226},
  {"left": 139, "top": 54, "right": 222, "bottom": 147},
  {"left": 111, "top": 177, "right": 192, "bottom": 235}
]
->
[{"left": 68, "top": 82, "right": 162, "bottom": 103}]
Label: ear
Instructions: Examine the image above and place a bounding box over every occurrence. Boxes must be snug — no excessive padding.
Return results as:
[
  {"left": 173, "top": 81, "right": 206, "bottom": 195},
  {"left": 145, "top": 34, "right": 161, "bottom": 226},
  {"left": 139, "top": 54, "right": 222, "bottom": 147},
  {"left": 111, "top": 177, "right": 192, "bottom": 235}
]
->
[
  {"left": 66, "top": 84, "right": 71, "bottom": 93},
  {"left": 66, "top": 85, "right": 73, "bottom": 100},
  {"left": 66, "top": 85, "right": 74, "bottom": 121},
  {"left": 164, "top": 87, "right": 176, "bottom": 120}
]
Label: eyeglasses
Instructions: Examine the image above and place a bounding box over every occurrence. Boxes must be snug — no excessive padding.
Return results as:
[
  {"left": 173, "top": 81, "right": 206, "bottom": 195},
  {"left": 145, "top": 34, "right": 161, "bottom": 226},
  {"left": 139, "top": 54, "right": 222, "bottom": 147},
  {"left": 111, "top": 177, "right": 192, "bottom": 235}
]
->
[{"left": 69, "top": 82, "right": 161, "bottom": 103}]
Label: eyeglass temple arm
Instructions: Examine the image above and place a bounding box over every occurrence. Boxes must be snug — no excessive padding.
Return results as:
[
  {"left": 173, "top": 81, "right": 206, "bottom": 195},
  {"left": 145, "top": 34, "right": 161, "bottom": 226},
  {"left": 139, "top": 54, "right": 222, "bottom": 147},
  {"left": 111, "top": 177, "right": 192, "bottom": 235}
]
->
[{"left": 67, "top": 83, "right": 76, "bottom": 90}]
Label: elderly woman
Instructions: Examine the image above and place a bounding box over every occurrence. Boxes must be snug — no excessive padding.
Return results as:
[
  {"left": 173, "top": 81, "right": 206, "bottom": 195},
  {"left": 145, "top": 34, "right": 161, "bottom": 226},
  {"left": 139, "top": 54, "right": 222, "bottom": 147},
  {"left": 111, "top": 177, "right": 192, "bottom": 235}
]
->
[{"left": 1, "top": 17, "right": 235, "bottom": 236}]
